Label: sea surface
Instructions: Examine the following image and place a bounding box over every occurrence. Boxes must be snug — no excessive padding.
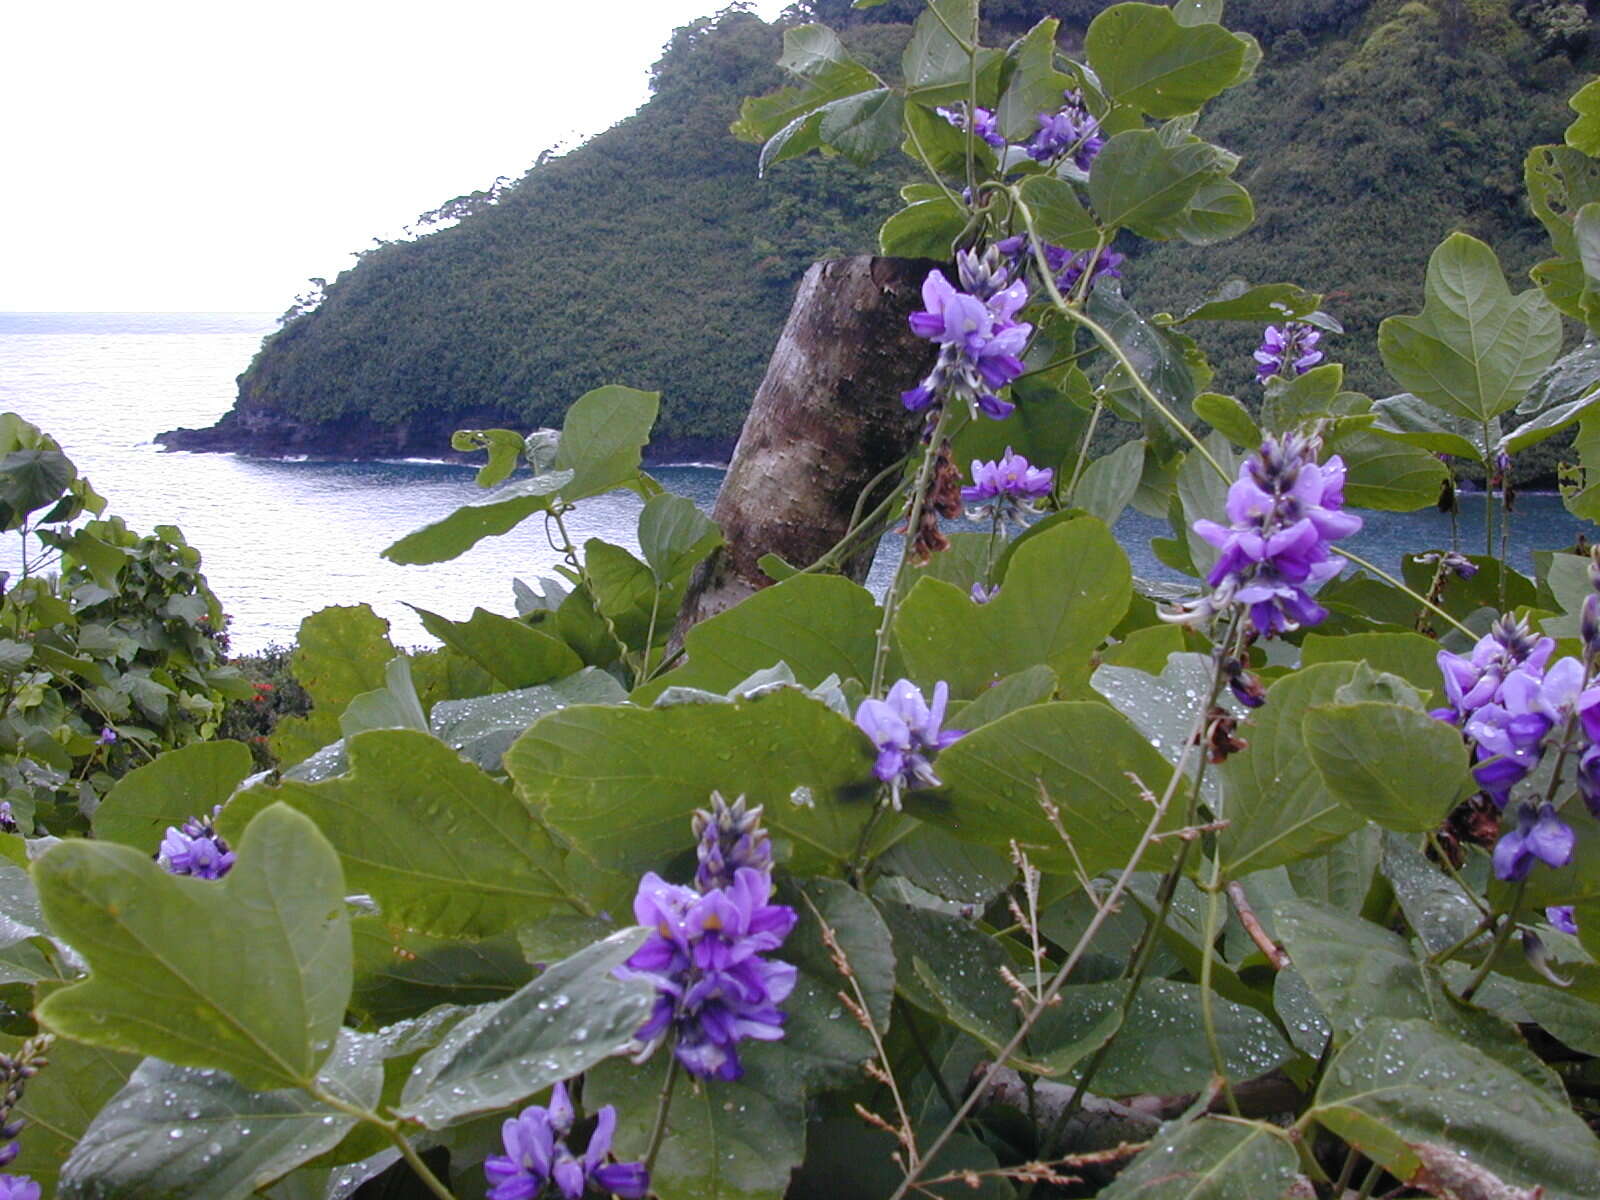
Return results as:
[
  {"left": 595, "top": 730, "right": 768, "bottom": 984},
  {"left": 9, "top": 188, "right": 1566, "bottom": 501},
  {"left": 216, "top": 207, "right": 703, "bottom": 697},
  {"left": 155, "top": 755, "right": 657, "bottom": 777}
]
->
[{"left": 0, "top": 312, "right": 1591, "bottom": 654}]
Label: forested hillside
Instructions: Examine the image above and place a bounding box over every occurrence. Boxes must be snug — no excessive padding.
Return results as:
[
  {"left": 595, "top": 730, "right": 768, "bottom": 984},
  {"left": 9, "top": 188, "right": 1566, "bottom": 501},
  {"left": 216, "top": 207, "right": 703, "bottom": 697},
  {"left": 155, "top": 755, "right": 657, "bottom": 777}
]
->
[{"left": 163, "top": 0, "right": 1600, "bottom": 466}]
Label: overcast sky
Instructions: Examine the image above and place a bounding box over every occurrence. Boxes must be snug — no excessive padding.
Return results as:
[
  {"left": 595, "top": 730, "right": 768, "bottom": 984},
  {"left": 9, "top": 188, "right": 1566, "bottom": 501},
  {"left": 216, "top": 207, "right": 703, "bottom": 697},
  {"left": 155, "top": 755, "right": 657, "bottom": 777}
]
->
[{"left": 2, "top": 0, "right": 791, "bottom": 312}]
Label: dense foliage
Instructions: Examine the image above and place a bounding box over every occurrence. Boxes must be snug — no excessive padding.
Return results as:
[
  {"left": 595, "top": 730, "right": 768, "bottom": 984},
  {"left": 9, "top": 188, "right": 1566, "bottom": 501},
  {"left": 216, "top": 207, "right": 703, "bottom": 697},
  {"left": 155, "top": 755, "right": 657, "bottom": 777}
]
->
[
  {"left": 15, "top": 4, "right": 1600, "bottom": 1200},
  {"left": 211, "top": 0, "right": 1599, "bottom": 476}
]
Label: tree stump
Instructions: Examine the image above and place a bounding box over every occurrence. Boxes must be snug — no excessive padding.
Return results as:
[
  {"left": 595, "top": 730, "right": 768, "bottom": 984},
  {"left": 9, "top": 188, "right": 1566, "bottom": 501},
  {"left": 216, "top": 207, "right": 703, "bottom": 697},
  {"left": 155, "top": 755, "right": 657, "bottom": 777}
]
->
[{"left": 677, "top": 255, "right": 940, "bottom": 632}]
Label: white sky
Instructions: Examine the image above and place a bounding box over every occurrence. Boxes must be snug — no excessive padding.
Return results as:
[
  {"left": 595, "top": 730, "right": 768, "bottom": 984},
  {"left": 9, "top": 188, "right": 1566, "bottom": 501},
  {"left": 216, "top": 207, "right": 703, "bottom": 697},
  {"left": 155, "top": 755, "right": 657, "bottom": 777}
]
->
[{"left": 2, "top": 0, "right": 792, "bottom": 312}]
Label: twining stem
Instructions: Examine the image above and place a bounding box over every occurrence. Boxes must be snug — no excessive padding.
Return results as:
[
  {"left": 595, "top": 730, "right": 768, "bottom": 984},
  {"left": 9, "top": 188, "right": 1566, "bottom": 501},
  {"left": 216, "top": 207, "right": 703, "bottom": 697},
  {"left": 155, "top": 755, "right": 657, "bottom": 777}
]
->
[
  {"left": 1460, "top": 879, "right": 1528, "bottom": 1003},
  {"left": 1483, "top": 426, "right": 1495, "bottom": 560},
  {"left": 1198, "top": 876, "right": 1240, "bottom": 1115},
  {"left": 643, "top": 1055, "right": 681, "bottom": 1178},
  {"left": 870, "top": 407, "right": 955, "bottom": 697},
  {"left": 1226, "top": 881, "right": 1290, "bottom": 967},
  {"left": 1063, "top": 399, "right": 1105, "bottom": 507},
  {"left": 306, "top": 1085, "right": 455, "bottom": 1200},
  {"left": 892, "top": 666, "right": 1222, "bottom": 1200}
]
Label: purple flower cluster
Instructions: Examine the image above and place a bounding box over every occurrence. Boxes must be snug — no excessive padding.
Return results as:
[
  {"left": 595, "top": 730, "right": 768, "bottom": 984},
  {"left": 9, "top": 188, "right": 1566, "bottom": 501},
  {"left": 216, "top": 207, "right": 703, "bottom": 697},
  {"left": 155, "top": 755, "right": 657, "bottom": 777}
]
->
[
  {"left": 157, "top": 806, "right": 235, "bottom": 879},
  {"left": 854, "top": 680, "right": 964, "bottom": 804},
  {"left": 1166, "top": 434, "right": 1361, "bottom": 638},
  {"left": 996, "top": 236, "right": 1124, "bottom": 298},
  {"left": 1026, "top": 90, "right": 1104, "bottom": 171},
  {"left": 903, "top": 249, "right": 1032, "bottom": 421},
  {"left": 1432, "top": 612, "right": 1600, "bottom": 881},
  {"left": 620, "top": 799, "right": 796, "bottom": 1081},
  {"left": 483, "top": 1082, "right": 648, "bottom": 1200},
  {"left": 1254, "top": 323, "right": 1324, "bottom": 383},
  {"left": 962, "top": 447, "right": 1053, "bottom": 507},
  {"left": 0, "top": 1039, "right": 47, "bottom": 1200},
  {"left": 935, "top": 102, "right": 1005, "bottom": 148},
  {"left": 0, "top": 1177, "right": 36, "bottom": 1200}
]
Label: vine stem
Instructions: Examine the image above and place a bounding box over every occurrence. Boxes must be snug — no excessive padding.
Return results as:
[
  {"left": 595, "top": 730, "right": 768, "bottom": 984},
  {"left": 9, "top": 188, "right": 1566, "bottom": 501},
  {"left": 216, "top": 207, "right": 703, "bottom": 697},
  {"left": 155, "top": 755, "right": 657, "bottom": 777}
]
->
[
  {"left": 1063, "top": 399, "right": 1104, "bottom": 507},
  {"left": 889, "top": 676, "right": 1215, "bottom": 1200},
  {"left": 1458, "top": 880, "right": 1526, "bottom": 1003},
  {"left": 869, "top": 407, "right": 955, "bottom": 698},
  {"left": 1330, "top": 546, "right": 1474, "bottom": 637},
  {"left": 643, "top": 1055, "right": 681, "bottom": 1178},
  {"left": 306, "top": 1085, "right": 456, "bottom": 1200}
]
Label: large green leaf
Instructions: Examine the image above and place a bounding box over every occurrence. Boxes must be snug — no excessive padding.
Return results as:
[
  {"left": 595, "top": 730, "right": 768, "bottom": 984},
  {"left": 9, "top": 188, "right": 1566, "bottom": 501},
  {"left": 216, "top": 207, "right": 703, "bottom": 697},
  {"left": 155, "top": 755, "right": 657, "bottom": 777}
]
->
[
  {"left": 879, "top": 195, "right": 967, "bottom": 258},
  {"left": 1567, "top": 79, "right": 1600, "bottom": 155},
  {"left": 35, "top": 804, "right": 351, "bottom": 1091},
  {"left": 397, "top": 928, "right": 654, "bottom": 1128},
  {"left": 5, "top": 1037, "right": 137, "bottom": 1197},
  {"left": 1016, "top": 176, "right": 1100, "bottom": 251},
  {"left": 1084, "top": 3, "right": 1247, "bottom": 118},
  {"left": 429, "top": 669, "right": 627, "bottom": 772},
  {"left": 1072, "top": 437, "right": 1144, "bottom": 526},
  {"left": 637, "top": 493, "right": 721, "bottom": 586},
  {"left": 917, "top": 702, "right": 1179, "bottom": 876},
  {"left": 1175, "top": 280, "right": 1324, "bottom": 326},
  {"left": 893, "top": 518, "right": 1130, "bottom": 696},
  {"left": 506, "top": 686, "right": 885, "bottom": 880},
  {"left": 91, "top": 740, "right": 253, "bottom": 853},
  {"left": 1378, "top": 233, "right": 1562, "bottom": 424},
  {"left": 349, "top": 919, "right": 532, "bottom": 1025},
  {"left": 1172, "top": 175, "right": 1253, "bottom": 245},
  {"left": 996, "top": 18, "right": 1073, "bottom": 141},
  {"left": 818, "top": 88, "right": 904, "bottom": 165},
  {"left": 1099, "top": 1116, "right": 1297, "bottom": 1199},
  {"left": 1369, "top": 392, "right": 1487, "bottom": 460},
  {"left": 412, "top": 605, "right": 583, "bottom": 691},
  {"left": 61, "top": 1031, "right": 381, "bottom": 1200},
  {"left": 635, "top": 574, "right": 879, "bottom": 700},
  {"left": 1093, "top": 652, "right": 1238, "bottom": 812},
  {"left": 551, "top": 385, "right": 659, "bottom": 502},
  {"left": 1217, "top": 664, "right": 1366, "bottom": 876},
  {"left": 1302, "top": 702, "right": 1470, "bottom": 833},
  {"left": 732, "top": 23, "right": 879, "bottom": 145},
  {"left": 1312, "top": 1019, "right": 1600, "bottom": 1200},
  {"left": 270, "top": 605, "right": 395, "bottom": 770},
  {"left": 1087, "top": 130, "right": 1218, "bottom": 239},
  {"left": 1301, "top": 632, "right": 1444, "bottom": 698},
  {"left": 0, "top": 449, "right": 76, "bottom": 518},
  {"left": 380, "top": 469, "right": 572, "bottom": 566},
  {"left": 224, "top": 730, "right": 582, "bottom": 940},
  {"left": 1328, "top": 429, "right": 1449, "bottom": 512},
  {"left": 902, "top": 0, "right": 1001, "bottom": 104},
  {"left": 339, "top": 655, "right": 429, "bottom": 739}
]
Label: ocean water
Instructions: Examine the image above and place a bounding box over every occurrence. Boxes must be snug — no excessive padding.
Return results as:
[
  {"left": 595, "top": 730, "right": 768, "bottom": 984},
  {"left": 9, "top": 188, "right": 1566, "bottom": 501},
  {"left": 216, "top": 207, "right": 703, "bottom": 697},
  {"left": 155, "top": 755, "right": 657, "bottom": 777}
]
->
[{"left": 0, "top": 312, "right": 1590, "bottom": 654}]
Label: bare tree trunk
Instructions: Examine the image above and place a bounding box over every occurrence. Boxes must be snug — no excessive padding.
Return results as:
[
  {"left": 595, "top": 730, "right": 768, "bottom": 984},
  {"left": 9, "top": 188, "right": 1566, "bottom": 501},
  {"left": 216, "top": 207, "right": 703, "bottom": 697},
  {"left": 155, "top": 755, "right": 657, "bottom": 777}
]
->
[{"left": 677, "top": 255, "right": 940, "bottom": 632}]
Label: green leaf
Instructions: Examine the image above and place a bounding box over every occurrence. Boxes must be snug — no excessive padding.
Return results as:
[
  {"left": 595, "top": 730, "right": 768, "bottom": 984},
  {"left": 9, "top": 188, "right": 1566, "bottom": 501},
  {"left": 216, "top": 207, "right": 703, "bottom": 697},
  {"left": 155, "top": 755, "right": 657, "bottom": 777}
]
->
[
  {"left": 1085, "top": 3, "right": 1247, "bottom": 117},
  {"left": 1072, "top": 438, "right": 1144, "bottom": 526},
  {"left": 1172, "top": 175, "right": 1253, "bottom": 245},
  {"left": 996, "top": 18, "right": 1074, "bottom": 141},
  {"left": 1087, "top": 130, "right": 1218, "bottom": 239},
  {"left": 1303, "top": 702, "right": 1470, "bottom": 832},
  {"left": 350, "top": 920, "right": 531, "bottom": 1025},
  {"left": 5, "top": 1037, "right": 136, "bottom": 1197},
  {"left": 552, "top": 388, "right": 658, "bottom": 502},
  {"left": 340, "top": 655, "right": 429, "bottom": 739},
  {"left": 411, "top": 605, "right": 583, "bottom": 691},
  {"left": 1100, "top": 1116, "right": 1297, "bottom": 1199},
  {"left": 637, "top": 493, "right": 721, "bottom": 586},
  {"left": 451, "top": 428, "right": 528, "bottom": 489},
  {"left": 879, "top": 196, "right": 967, "bottom": 259},
  {"left": 36, "top": 803, "right": 351, "bottom": 1091},
  {"left": 1378, "top": 233, "right": 1563, "bottom": 424},
  {"left": 917, "top": 702, "right": 1179, "bottom": 877},
  {"left": 894, "top": 519, "right": 1130, "bottom": 696},
  {"left": 1093, "top": 652, "right": 1238, "bottom": 812},
  {"left": 1192, "top": 392, "right": 1260, "bottom": 448},
  {"left": 878, "top": 894, "right": 1016, "bottom": 1048},
  {"left": 1016, "top": 176, "right": 1100, "bottom": 251},
  {"left": 1175, "top": 279, "right": 1325, "bottom": 326},
  {"left": 270, "top": 606, "right": 395, "bottom": 769},
  {"left": 506, "top": 686, "right": 886, "bottom": 880},
  {"left": 1218, "top": 664, "right": 1367, "bottom": 876},
  {"left": 62, "top": 1031, "right": 381, "bottom": 1199},
  {"left": 396, "top": 928, "right": 654, "bottom": 1128},
  {"left": 818, "top": 88, "right": 904, "bottom": 165},
  {"left": 225, "top": 730, "right": 581, "bottom": 940},
  {"left": 1312, "top": 1018, "right": 1600, "bottom": 1199},
  {"left": 1567, "top": 79, "right": 1600, "bottom": 155},
  {"left": 636, "top": 575, "right": 879, "bottom": 701},
  {"left": 1380, "top": 832, "right": 1481, "bottom": 956},
  {"left": 903, "top": 0, "right": 1002, "bottom": 104},
  {"left": 1301, "top": 632, "right": 1444, "bottom": 698},
  {"left": 876, "top": 825, "right": 1015, "bottom": 906},
  {"left": 584, "top": 540, "right": 662, "bottom": 649},
  {"left": 380, "top": 469, "right": 572, "bottom": 566},
  {"left": 1499, "top": 389, "right": 1600, "bottom": 456},
  {"left": 1176, "top": 433, "right": 1236, "bottom": 579},
  {"left": 91, "top": 739, "right": 253, "bottom": 854},
  {"left": 1326, "top": 429, "right": 1449, "bottom": 512},
  {"left": 1369, "top": 392, "right": 1487, "bottom": 460},
  {"left": 429, "top": 669, "right": 627, "bottom": 772},
  {"left": 0, "top": 449, "right": 76, "bottom": 519}
]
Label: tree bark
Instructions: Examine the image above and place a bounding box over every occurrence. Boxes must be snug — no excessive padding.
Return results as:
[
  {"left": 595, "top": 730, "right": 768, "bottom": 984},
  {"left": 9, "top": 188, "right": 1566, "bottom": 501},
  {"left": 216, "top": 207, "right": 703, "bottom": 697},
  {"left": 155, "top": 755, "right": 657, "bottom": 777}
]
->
[{"left": 676, "top": 255, "right": 941, "bottom": 632}]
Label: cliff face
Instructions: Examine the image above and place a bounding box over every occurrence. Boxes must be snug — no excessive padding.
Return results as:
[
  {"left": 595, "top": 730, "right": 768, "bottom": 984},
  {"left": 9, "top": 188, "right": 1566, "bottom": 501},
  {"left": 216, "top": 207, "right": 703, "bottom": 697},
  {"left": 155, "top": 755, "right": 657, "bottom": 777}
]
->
[{"left": 164, "top": 0, "right": 1600, "bottom": 462}]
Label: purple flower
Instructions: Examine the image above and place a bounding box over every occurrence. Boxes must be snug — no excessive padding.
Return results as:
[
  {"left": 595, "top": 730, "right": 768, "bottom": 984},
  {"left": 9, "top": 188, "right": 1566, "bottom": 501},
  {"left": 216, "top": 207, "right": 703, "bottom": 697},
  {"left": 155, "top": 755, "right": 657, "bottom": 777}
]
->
[
  {"left": 935, "top": 102, "right": 1006, "bottom": 148},
  {"left": 0, "top": 804, "right": 15, "bottom": 836},
  {"left": 156, "top": 806, "right": 235, "bottom": 879},
  {"left": 1025, "top": 90, "right": 1104, "bottom": 171},
  {"left": 1547, "top": 905, "right": 1579, "bottom": 935},
  {"left": 1432, "top": 616, "right": 1555, "bottom": 728},
  {"left": 621, "top": 868, "right": 797, "bottom": 1081},
  {"left": 1167, "top": 433, "right": 1361, "bottom": 638},
  {"left": 961, "top": 447, "right": 1053, "bottom": 505},
  {"left": 97, "top": 726, "right": 117, "bottom": 745},
  {"left": 854, "top": 679, "right": 964, "bottom": 802},
  {"left": 1055, "top": 249, "right": 1124, "bottom": 295},
  {"left": 1492, "top": 802, "right": 1575, "bottom": 882},
  {"left": 1254, "top": 323, "right": 1324, "bottom": 383},
  {"left": 970, "top": 582, "right": 999, "bottom": 604},
  {"left": 483, "top": 1083, "right": 649, "bottom": 1200},
  {"left": 903, "top": 250, "right": 1033, "bottom": 421},
  {"left": 692, "top": 793, "right": 771, "bottom": 893},
  {"left": 0, "top": 1177, "right": 38, "bottom": 1200}
]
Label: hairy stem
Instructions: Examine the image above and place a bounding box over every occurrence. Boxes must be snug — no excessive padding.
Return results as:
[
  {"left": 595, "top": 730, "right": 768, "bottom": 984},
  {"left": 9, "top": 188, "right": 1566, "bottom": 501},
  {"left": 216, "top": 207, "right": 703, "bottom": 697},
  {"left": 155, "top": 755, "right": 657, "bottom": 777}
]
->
[{"left": 643, "top": 1055, "right": 681, "bottom": 1179}]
